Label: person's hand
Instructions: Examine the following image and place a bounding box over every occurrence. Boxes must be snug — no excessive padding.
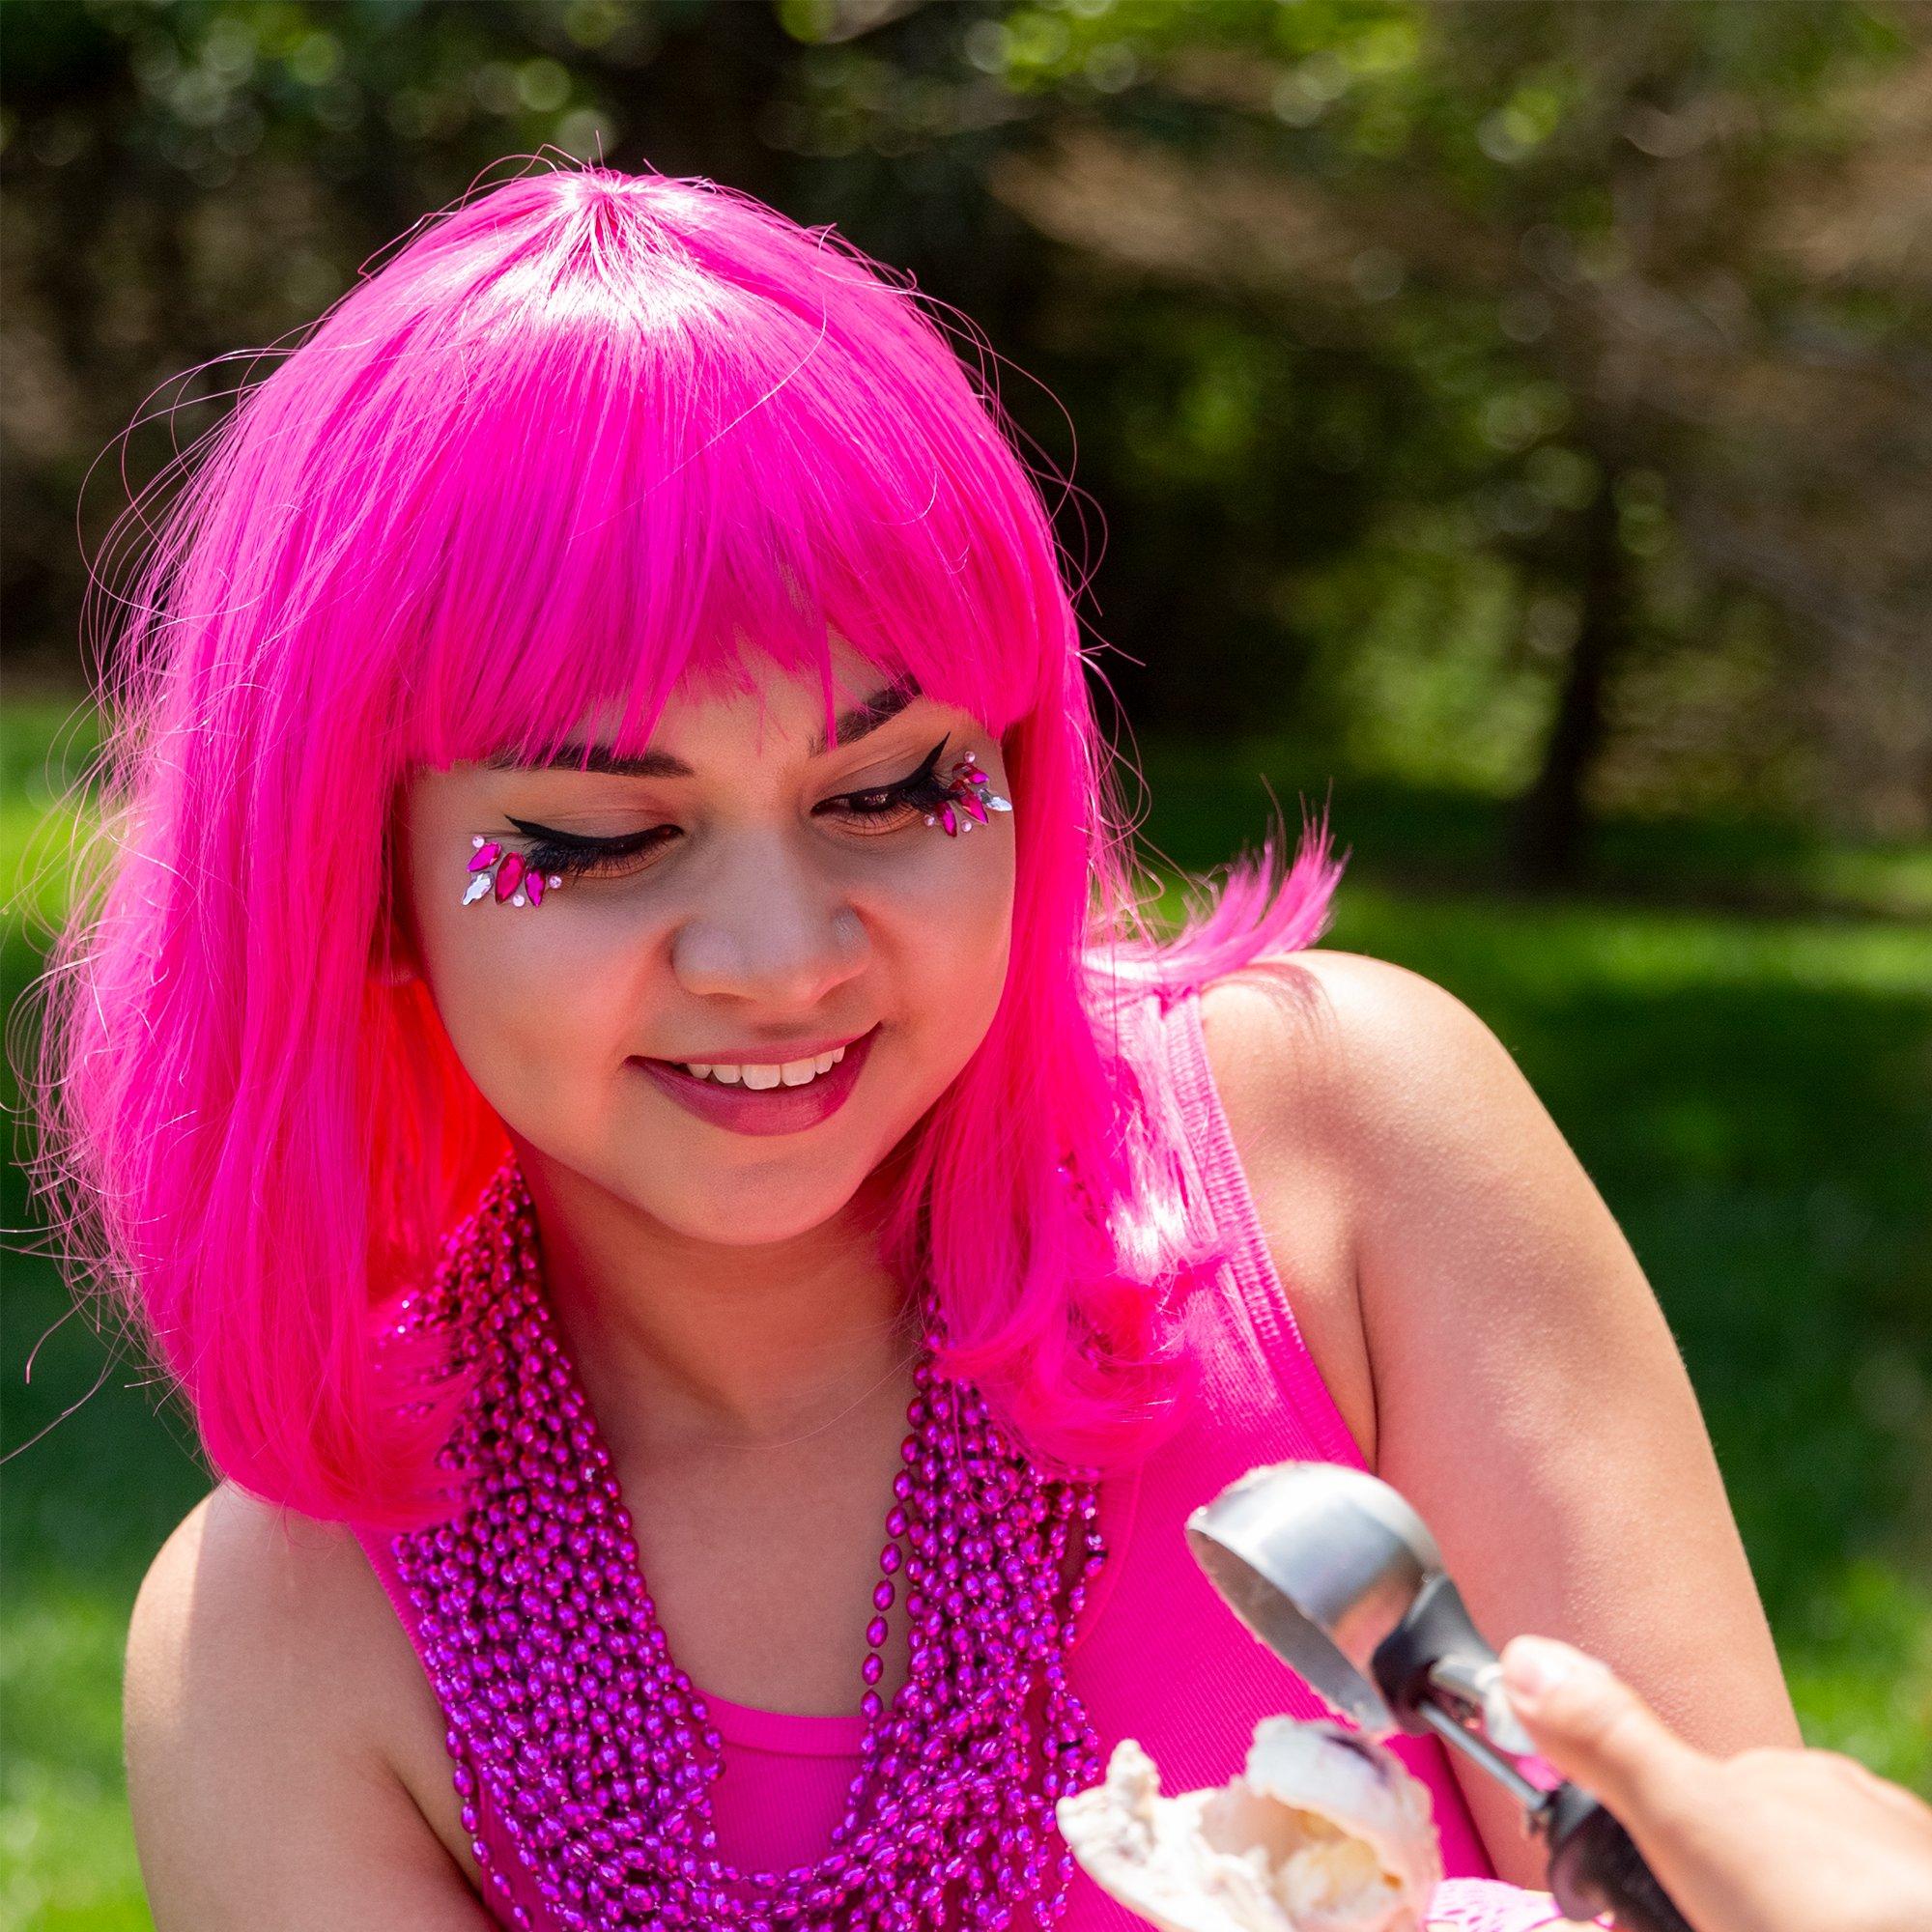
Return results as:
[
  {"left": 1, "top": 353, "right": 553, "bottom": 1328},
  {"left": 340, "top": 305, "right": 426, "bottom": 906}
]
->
[{"left": 1499, "top": 1634, "right": 1932, "bottom": 1932}]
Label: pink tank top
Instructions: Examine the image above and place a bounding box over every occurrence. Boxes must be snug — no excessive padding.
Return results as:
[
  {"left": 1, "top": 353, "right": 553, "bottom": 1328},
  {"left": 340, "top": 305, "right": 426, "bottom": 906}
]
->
[{"left": 354, "top": 982, "right": 1564, "bottom": 1930}]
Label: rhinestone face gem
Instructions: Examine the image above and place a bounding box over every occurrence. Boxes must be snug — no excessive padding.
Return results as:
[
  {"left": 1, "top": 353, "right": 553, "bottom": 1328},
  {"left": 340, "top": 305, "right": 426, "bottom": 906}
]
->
[
  {"left": 926, "top": 752, "right": 1011, "bottom": 839},
  {"left": 462, "top": 839, "right": 563, "bottom": 910},
  {"left": 378, "top": 1155, "right": 1106, "bottom": 1930}
]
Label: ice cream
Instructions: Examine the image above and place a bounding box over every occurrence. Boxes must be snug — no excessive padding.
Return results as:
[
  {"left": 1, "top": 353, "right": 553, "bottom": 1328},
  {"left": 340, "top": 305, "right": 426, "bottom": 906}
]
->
[{"left": 1056, "top": 1719, "right": 1444, "bottom": 1932}]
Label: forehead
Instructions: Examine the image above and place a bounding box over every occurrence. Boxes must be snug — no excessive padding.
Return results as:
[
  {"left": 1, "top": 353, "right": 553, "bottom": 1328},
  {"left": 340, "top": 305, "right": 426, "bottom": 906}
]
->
[
  {"left": 490, "top": 641, "right": 925, "bottom": 779},
  {"left": 635, "top": 638, "right": 905, "bottom": 731}
]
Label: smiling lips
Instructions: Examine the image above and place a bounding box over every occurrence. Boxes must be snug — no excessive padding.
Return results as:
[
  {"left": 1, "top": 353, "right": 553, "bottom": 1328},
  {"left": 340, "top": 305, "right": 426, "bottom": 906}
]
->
[{"left": 633, "top": 1026, "right": 878, "bottom": 1136}]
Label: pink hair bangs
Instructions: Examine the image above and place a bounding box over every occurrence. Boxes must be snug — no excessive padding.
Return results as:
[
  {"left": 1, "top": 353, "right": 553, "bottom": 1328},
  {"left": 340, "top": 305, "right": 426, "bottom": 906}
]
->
[{"left": 25, "top": 161, "right": 1345, "bottom": 1529}]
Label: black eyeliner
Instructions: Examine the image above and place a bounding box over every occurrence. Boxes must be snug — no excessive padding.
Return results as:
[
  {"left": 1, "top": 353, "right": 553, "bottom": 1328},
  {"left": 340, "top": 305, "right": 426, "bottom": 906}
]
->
[
  {"left": 504, "top": 815, "right": 656, "bottom": 851},
  {"left": 891, "top": 736, "right": 955, "bottom": 810}
]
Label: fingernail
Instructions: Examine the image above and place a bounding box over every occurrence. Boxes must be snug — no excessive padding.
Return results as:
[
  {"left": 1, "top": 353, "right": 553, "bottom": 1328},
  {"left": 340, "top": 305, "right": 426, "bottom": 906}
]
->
[{"left": 1502, "top": 1635, "right": 1600, "bottom": 1705}]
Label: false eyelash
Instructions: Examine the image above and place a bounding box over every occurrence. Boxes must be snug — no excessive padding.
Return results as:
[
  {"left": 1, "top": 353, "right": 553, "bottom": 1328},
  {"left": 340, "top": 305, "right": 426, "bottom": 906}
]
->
[
  {"left": 505, "top": 735, "right": 956, "bottom": 880},
  {"left": 510, "top": 824, "right": 674, "bottom": 881}
]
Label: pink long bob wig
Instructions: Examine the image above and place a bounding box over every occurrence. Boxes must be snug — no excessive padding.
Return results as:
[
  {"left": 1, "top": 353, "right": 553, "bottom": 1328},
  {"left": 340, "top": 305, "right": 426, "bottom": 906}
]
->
[{"left": 26, "top": 160, "right": 1344, "bottom": 1531}]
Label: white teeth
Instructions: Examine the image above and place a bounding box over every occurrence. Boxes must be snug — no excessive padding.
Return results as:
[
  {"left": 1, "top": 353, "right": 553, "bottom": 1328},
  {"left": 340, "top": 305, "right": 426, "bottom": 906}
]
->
[{"left": 677, "top": 1042, "right": 851, "bottom": 1086}]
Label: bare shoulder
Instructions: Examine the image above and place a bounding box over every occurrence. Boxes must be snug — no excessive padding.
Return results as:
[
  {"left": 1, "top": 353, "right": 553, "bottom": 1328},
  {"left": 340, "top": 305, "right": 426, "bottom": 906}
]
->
[
  {"left": 130, "top": 1478, "right": 388, "bottom": 1666},
  {"left": 1197, "top": 943, "right": 1610, "bottom": 1354},
  {"left": 1198, "top": 947, "right": 1542, "bottom": 1216},
  {"left": 1199, "top": 947, "right": 1516, "bottom": 1125},
  {"left": 124, "top": 1480, "right": 491, "bottom": 1928}
]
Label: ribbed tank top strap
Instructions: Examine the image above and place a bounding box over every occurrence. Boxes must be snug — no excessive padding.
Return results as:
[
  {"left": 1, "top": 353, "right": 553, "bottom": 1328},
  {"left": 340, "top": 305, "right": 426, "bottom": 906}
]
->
[
  {"left": 1154, "top": 980, "right": 1367, "bottom": 1473},
  {"left": 351, "top": 1521, "right": 555, "bottom": 1930},
  {"left": 1108, "top": 982, "right": 1540, "bottom": 1909}
]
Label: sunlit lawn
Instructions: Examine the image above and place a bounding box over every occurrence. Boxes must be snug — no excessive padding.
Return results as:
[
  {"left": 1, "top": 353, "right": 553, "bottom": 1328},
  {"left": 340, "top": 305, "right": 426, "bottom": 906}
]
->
[{"left": 5, "top": 697, "right": 1929, "bottom": 1930}]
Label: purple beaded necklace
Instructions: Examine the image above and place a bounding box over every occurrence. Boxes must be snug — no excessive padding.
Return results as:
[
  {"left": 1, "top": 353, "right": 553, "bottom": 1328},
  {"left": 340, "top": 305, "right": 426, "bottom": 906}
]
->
[{"left": 382, "top": 1153, "right": 1108, "bottom": 1931}]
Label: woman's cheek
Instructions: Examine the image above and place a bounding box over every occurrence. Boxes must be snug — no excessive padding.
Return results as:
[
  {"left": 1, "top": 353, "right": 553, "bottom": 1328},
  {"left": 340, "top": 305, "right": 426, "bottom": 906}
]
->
[
  {"left": 859, "top": 852, "right": 1010, "bottom": 1012},
  {"left": 411, "top": 883, "right": 642, "bottom": 1123},
  {"left": 881, "top": 835, "right": 1015, "bottom": 1023}
]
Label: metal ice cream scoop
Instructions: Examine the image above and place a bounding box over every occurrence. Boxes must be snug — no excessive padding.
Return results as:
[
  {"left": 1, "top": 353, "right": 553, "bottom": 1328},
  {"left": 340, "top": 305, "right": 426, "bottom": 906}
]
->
[{"left": 1187, "top": 1461, "right": 1694, "bottom": 1932}]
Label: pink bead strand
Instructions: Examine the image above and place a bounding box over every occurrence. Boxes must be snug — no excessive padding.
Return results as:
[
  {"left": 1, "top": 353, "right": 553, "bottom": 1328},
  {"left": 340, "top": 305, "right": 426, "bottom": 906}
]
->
[{"left": 378, "top": 1154, "right": 1104, "bottom": 1930}]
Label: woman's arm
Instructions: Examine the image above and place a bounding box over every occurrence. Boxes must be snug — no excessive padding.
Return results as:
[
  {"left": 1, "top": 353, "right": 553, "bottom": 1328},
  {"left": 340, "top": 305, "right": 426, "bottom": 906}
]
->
[
  {"left": 1233, "top": 949, "right": 1800, "bottom": 1886},
  {"left": 125, "top": 1485, "right": 497, "bottom": 1930}
]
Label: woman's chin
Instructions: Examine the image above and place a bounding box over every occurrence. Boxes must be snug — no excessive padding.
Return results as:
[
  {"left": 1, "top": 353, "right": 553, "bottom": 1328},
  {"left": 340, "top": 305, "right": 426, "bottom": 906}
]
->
[{"left": 639, "top": 1166, "right": 878, "bottom": 1249}]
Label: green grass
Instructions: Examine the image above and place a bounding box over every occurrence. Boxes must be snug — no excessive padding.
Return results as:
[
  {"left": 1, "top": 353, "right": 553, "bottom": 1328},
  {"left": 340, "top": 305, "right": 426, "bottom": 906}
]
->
[{"left": 4, "top": 701, "right": 1929, "bottom": 1929}]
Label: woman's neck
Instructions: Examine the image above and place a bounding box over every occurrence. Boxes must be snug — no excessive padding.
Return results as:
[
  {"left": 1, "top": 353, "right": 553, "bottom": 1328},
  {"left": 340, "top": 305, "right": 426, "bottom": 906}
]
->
[{"left": 515, "top": 1149, "right": 919, "bottom": 1469}]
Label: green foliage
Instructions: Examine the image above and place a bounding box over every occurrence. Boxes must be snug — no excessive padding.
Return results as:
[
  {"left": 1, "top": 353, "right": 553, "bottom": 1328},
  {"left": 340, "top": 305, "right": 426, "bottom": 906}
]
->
[
  {"left": 8, "top": 0, "right": 1930, "bottom": 843},
  {"left": 918, "top": 0, "right": 1931, "bottom": 834}
]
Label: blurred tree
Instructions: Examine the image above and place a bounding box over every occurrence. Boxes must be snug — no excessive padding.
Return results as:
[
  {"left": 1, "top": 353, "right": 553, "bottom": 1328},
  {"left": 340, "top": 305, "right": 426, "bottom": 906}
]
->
[
  {"left": 1, "top": 0, "right": 802, "bottom": 682},
  {"left": 777, "top": 0, "right": 1931, "bottom": 869},
  {"left": 3, "top": 0, "right": 1926, "bottom": 880}
]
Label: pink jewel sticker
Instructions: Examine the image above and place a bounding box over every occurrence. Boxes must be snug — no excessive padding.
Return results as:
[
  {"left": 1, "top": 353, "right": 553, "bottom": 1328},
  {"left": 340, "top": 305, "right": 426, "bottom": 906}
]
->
[{"left": 464, "top": 839, "right": 562, "bottom": 910}]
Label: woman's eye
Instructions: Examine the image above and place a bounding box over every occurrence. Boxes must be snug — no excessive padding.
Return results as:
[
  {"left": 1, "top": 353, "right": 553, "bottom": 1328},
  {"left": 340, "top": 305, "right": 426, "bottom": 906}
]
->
[
  {"left": 825, "top": 785, "right": 925, "bottom": 830},
  {"left": 827, "top": 746, "right": 958, "bottom": 831},
  {"left": 823, "top": 757, "right": 961, "bottom": 831}
]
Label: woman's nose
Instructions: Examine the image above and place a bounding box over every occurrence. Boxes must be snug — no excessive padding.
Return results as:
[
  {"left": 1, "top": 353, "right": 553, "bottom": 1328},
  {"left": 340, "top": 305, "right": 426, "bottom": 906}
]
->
[{"left": 668, "top": 838, "right": 868, "bottom": 1007}]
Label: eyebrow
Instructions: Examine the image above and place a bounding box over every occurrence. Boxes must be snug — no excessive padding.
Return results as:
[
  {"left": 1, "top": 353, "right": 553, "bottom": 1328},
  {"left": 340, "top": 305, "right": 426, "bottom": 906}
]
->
[{"left": 484, "top": 676, "right": 924, "bottom": 779}]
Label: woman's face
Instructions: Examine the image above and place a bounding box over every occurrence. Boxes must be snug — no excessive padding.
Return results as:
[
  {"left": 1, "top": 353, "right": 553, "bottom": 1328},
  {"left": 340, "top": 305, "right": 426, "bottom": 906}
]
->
[{"left": 394, "top": 644, "right": 1015, "bottom": 1248}]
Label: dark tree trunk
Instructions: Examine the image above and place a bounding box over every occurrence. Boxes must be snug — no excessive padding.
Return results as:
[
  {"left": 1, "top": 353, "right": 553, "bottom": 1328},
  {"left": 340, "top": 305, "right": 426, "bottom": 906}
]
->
[
  {"left": 1508, "top": 468, "right": 1630, "bottom": 887},
  {"left": 628, "top": 4, "right": 795, "bottom": 203}
]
